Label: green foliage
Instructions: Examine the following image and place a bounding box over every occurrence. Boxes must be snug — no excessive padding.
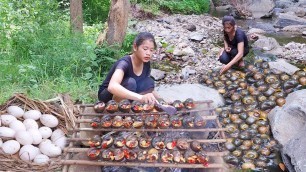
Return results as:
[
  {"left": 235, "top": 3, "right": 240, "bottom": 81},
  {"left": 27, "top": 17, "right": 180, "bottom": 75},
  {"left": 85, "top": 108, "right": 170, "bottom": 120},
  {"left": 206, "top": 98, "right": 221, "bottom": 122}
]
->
[
  {"left": 130, "top": 0, "right": 210, "bottom": 14},
  {"left": 160, "top": 0, "right": 210, "bottom": 14},
  {"left": 83, "top": 0, "right": 110, "bottom": 25},
  {"left": 0, "top": 0, "right": 101, "bottom": 103}
]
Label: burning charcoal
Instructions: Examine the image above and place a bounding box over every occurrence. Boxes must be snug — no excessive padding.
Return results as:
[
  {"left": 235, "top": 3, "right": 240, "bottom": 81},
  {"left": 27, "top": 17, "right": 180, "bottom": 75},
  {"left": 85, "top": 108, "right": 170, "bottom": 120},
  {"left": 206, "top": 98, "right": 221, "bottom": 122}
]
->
[{"left": 124, "top": 149, "right": 137, "bottom": 161}]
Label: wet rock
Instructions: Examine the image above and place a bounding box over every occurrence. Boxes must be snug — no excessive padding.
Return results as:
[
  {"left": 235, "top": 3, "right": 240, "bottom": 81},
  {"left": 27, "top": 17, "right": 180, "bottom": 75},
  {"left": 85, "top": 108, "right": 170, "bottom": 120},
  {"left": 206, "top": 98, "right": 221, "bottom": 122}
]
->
[
  {"left": 285, "top": 7, "right": 306, "bottom": 17},
  {"left": 268, "top": 59, "right": 300, "bottom": 75},
  {"left": 247, "top": 28, "right": 266, "bottom": 35},
  {"left": 269, "top": 89, "right": 306, "bottom": 172},
  {"left": 247, "top": 0, "right": 275, "bottom": 18},
  {"left": 282, "top": 25, "right": 306, "bottom": 32},
  {"left": 274, "top": 13, "right": 306, "bottom": 28},
  {"left": 186, "top": 24, "right": 196, "bottom": 31},
  {"left": 252, "top": 36, "right": 283, "bottom": 55},
  {"left": 189, "top": 32, "right": 206, "bottom": 41},
  {"left": 303, "top": 31, "right": 306, "bottom": 36},
  {"left": 151, "top": 69, "right": 166, "bottom": 81},
  {"left": 156, "top": 84, "right": 224, "bottom": 107}
]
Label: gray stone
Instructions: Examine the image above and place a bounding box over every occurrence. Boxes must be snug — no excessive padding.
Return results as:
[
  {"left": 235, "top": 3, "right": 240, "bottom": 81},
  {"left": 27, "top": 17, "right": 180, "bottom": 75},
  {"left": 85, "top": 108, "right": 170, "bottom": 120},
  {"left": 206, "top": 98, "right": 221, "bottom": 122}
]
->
[
  {"left": 269, "top": 90, "right": 306, "bottom": 172},
  {"left": 156, "top": 84, "right": 224, "bottom": 107},
  {"left": 303, "top": 31, "right": 306, "bottom": 36},
  {"left": 253, "top": 36, "right": 283, "bottom": 55},
  {"left": 247, "top": 0, "right": 275, "bottom": 18},
  {"left": 189, "top": 32, "right": 206, "bottom": 41},
  {"left": 274, "top": 13, "right": 306, "bottom": 28},
  {"left": 151, "top": 68, "right": 166, "bottom": 81},
  {"left": 68, "top": 153, "right": 102, "bottom": 172},
  {"left": 186, "top": 24, "right": 196, "bottom": 31},
  {"left": 282, "top": 25, "right": 306, "bottom": 32},
  {"left": 268, "top": 59, "right": 300, "bottom": 75}
]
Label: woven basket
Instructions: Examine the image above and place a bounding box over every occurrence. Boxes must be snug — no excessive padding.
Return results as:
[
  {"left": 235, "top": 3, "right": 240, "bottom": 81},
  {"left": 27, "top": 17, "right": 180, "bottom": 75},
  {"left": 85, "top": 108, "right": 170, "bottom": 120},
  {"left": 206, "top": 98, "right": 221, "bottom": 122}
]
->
[{"left": 0, "top": 93, "right": 78, "bottom": 172}]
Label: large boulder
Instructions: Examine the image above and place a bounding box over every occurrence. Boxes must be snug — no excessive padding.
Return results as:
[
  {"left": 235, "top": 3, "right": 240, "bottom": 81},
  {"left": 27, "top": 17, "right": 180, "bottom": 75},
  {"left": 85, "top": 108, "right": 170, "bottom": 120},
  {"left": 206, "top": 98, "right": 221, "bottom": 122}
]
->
[
  {"left": 274, "top": 12, "right": 306, "bottom": 28},
  {"left": 247, "top": 0, "right": 275, "bottom": 18},
  {"left": 252, "top": 36, "right": 283, "bottom": 56},
  {"left": 156, "top": 84, "right": 224, "bottom": 107},
  {"left": 269, "top": 89, "right": 306, "bottom": 172}
]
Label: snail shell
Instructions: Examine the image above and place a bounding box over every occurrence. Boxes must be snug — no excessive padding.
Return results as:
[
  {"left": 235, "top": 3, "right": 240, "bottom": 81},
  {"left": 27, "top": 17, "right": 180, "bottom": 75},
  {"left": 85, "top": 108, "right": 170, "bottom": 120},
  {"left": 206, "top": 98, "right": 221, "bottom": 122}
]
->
[
  {"left": 225, "top": 142, "right": 236, "bottom": 152},
  {"left": 265, "top": 74, "right": 278, "bottom": 84},
  {"left": 257, "top": 95, "right": 267, "bottom": 102},
  {"left": 295, "top": 70, "right": 306, "bottom": 77},
  {"left": 242, "top": 96, "right": 255, "bottom": 105},
  {"left": 298, "top": 76, "right": 306, "bottom": 86},
  {"left": 257, "top": 84, "right": 269, "bottom": 92},
  {"left": 223, "top": 154, "right": 239, "bottom": 165},
  {"left": 232, "top": 149, "right": 242, "bottom": 157},
  {"left": 241, "top": 162, "right": 255, "bottom": 170},
  {"left": 283, "top": 79, "right": 299, "bottom": 90},
  {"left": 245, "top": 150, "right": 258, "bottom": 159},
  {"left": 260, "top": 100, "right": 276, "bottom": 111},
  {"left": 276, "top": 98, "right": 286, "bottom": 106},
  {"left": 280, "top": 73, "right": 290, "bottom": 81}
]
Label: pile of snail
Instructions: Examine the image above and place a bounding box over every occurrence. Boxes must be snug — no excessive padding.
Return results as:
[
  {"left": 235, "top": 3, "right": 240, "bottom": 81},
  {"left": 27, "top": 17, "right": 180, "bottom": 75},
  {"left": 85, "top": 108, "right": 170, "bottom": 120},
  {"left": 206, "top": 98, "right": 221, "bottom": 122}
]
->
[
  {"left": 200, "top": 60, "right": 306, "bottom": 170},
  {"left": 90, "top": 112, "right": 205, "bottom": 129},
  {"left": 93, "top": 98, "right": 196, "bottom": 114},
  {"left": 87, "top": 133, "right": 209, "bottom": 166}
]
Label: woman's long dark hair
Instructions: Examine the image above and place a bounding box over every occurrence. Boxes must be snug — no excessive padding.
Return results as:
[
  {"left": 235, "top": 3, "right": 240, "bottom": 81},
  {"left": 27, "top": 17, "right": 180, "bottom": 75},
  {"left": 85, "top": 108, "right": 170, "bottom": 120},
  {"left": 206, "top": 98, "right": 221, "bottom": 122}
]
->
[
  {"left": 134, "top": 32, "right": 157, "bottom": 49},
  {"left": 222, "top": 15, "right": 236, "bottom": 43}
]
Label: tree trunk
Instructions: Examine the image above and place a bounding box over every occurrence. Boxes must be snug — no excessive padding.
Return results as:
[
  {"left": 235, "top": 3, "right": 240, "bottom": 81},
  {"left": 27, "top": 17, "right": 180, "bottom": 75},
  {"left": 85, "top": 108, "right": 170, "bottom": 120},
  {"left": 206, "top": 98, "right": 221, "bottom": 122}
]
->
[
  {"left": 70, "top": 0, "right": 83, "bottom": 33},
  {"left": 105, "top": 0, "right": 130, "bottom": 45}
]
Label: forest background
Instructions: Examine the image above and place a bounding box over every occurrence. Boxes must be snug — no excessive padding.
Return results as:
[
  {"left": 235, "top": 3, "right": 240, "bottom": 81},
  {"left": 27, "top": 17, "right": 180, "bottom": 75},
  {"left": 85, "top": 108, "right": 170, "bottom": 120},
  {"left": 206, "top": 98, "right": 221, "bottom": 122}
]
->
[{"left": 0, "top": 0, "right": 211, "bottom": 104}]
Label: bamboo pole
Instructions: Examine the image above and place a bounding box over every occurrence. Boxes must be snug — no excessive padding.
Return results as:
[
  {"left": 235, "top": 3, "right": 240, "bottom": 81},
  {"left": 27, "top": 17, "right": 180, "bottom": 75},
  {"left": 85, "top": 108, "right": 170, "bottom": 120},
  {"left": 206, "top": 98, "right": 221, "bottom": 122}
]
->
[
  {"left": 69, "top": 127, "right": 228, "bottom": 132},
  {"left": 76, "top": 115, "right": 217, "bottom": 123},
  {"left": 64, "top": 147, "right": 228, "bottom": 156},
  {"left": 80, "top": 108, "right": 215, "bottom": 116},
  {"left": 67, "top": 138, "right": 227, "bottom": 143},
  {"left": 60, "top": 160, "right": 225, "bottom": 169}
]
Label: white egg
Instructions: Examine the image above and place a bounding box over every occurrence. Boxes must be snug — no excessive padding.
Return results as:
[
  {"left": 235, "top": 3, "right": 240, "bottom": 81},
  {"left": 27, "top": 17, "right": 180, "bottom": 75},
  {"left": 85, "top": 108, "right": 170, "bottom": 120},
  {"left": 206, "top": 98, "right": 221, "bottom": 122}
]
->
[
  {"left": 27, "top": 129, "right": 43, "bottom": 145},
  {"left": 39, "top": 139, "right": 52, "bottom": 150},
  {"left": 9, "top": 120, "right": 26, "bottom": 132},
  {"left": 23, "top": 119, "right": 39, "bottom": 130},
  {"left": 39, "top": 143, "right": 61, "bottom": 158},
  {"left": 0, "top": 114, "right": 17, "bottom": 126},
  {"left": 51, "top": 129, "right": 65, "bottom": 141},
  {"left": 23, "top": 110, "right": 42, "bottom": 120},
  {"left": 34, "top": 154, "right": 49, "bottom": 164},
  {"left": 19, "top": 145, "right": 40, "bottom": 162},
  {"left": 15, "top": 130, "right": 33, "bottom": 145},
  {"left": 1, "top": 140, "right": 20, "bottom": 155},
  {"left": 40, "top": 114, "right": 59, "bottom": 128},
  {"left": 7, "top": 106, "right": 24, "bottom": 118},
  {"left": 38, "top": 127, "right": 52, "bottom": 139},
  {"left": 0, "top": 127, "right": 16, "bottom": 138},
  {"left": 53, "top": 136, "right": 67, "bottom": 150}
]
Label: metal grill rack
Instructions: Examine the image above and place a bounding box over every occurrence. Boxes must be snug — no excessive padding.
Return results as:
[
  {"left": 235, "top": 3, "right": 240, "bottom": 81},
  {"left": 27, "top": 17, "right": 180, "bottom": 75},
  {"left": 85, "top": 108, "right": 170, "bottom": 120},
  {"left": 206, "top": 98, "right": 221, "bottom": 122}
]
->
[{"left": 61, "top": 100, "right": 228, "bottom": 172}]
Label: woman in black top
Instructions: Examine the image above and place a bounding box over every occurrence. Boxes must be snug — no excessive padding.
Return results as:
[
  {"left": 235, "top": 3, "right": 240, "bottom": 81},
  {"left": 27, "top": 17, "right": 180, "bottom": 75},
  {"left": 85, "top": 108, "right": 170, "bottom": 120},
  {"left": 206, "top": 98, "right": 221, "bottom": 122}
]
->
[
  {"left": 218, "top": 15, "right": 249, "bottom": 75},
  {"left": 98, "top": 32, "right": 159, "bottom": 104}
]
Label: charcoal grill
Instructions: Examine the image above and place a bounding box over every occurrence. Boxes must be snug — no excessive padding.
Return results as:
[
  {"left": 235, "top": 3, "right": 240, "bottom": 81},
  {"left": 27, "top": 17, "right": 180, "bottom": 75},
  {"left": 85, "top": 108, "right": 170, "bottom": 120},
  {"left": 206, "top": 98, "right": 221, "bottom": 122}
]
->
[{"left": 61, "top": 100, "right": 228, "bottom": 172}]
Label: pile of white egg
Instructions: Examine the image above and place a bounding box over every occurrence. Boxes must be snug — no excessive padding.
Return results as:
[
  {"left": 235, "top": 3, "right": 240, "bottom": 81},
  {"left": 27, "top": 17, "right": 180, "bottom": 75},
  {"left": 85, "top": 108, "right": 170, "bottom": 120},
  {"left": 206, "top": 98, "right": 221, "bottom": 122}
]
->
[{"left": 0, "top": 105, "right": 67, "bottom": 164}]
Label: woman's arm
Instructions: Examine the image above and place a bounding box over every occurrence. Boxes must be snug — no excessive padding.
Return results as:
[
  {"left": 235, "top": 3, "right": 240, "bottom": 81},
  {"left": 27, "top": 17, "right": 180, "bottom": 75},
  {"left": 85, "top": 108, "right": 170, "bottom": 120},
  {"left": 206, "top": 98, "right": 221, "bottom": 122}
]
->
[
  {"left": 108, "top": 69, "right": 143, "bottom": 101},
  {"left": 108, "top": 69, "right": 157, "bottom": 104},
  {"left": 220, "top": 42, "right": 244, "bottom": 75}
]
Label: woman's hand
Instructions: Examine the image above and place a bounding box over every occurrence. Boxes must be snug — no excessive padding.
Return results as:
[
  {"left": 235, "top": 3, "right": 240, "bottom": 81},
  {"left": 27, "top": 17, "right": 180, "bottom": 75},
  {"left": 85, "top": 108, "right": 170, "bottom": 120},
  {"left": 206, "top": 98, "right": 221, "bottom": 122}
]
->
[
  {"left": 140, "top": 93, "right": 156, "bottom": 105},
  {"left": 225, "top": 47, "right": 231, "bottom": 53},
  {"left": 220, "top": 64, "right": 231, "bottom": 75}
]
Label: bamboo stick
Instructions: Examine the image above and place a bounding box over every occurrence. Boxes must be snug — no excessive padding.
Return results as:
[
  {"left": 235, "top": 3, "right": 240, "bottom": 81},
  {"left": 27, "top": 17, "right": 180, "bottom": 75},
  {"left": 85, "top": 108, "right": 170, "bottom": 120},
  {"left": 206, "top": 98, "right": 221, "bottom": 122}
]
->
[
  {"left": 80, "top": 108, "right": 215, "bottom": 116},
  {"left": 64, "top": 147, "right": 228, "bottom": 156},
  {"left": 60, "top": 160, "right": 225, "bottom": 169},
  {"left": 76, "top": 115, "right": 217, "bottom": 123},
  {"left": 67, "top": 138, "right": 227, "bottom": 143},
  {"left": 69, "top": 127, "right": 227, "bottom": 132},
  {"left": 78, "top": 100, "right": 214, "bottom": 107}
]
